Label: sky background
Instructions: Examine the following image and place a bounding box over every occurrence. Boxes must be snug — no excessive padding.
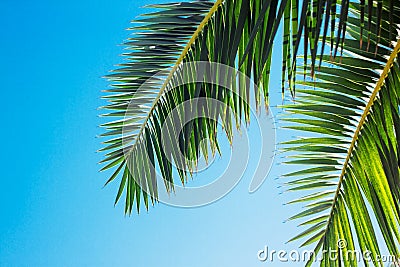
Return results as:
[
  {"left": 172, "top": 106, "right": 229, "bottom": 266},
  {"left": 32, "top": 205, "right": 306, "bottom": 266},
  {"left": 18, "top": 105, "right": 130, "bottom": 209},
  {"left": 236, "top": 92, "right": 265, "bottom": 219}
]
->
[{"left": 0, "top": 0, "right": 330, "bottom": 266}]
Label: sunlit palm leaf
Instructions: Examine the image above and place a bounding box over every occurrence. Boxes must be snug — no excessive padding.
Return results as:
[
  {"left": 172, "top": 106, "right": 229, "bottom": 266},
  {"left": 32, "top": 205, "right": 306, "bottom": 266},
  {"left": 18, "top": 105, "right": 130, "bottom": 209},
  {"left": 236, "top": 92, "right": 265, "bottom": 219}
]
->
[{"left": 284, "top": 1, "right": 400, "bottom": 265}]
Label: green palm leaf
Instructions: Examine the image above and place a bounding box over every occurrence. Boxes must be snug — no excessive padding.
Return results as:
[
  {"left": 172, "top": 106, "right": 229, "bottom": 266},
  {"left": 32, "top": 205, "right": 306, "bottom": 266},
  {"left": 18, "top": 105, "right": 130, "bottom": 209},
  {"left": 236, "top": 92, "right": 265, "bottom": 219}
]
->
[
  {"left": 284, "top": 1, "right": 400, "bottom": 265},
  {"left": 100, "top": 0, "right": 299, "bottom": 214}
]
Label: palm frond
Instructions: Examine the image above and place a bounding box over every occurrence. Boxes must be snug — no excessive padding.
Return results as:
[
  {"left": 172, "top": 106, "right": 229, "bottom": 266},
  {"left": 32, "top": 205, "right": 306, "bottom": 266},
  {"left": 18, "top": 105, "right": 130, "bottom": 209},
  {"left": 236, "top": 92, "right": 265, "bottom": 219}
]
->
[
  {"left": 283, "top": 1, "right": 400, "bottom": 265},
  {"left": 101, "top": 0, "right": 300, "bottom": 214}
]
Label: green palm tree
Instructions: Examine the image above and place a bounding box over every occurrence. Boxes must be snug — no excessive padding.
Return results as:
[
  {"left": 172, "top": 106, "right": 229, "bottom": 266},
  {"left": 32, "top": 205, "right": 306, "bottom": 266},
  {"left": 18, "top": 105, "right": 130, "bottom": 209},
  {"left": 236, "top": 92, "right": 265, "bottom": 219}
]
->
[{"left": 100, "top": 0, "right": 399, "bottom": 265}]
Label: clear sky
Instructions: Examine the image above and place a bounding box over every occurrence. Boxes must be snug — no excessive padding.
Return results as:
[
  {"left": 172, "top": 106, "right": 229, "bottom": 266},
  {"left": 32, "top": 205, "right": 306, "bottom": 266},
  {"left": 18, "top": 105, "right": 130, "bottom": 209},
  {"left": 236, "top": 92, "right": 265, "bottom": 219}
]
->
[{"left": 1, "top": 0, "right": 314, "bottom": 266}]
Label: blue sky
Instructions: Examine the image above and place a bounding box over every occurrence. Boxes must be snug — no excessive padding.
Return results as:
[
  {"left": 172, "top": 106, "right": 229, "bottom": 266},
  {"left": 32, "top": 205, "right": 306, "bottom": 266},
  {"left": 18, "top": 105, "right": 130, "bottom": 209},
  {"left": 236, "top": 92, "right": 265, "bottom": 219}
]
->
[{"left": 0, "top": 1, "right": 315, "bottom": 266}]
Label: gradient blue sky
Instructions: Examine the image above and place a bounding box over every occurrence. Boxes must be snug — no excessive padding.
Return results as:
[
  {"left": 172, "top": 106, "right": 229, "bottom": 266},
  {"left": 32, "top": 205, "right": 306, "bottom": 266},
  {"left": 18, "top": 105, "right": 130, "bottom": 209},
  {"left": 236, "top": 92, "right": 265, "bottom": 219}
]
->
[{"left": 1, "top": 1, "right": 316, "bottom": 266}]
